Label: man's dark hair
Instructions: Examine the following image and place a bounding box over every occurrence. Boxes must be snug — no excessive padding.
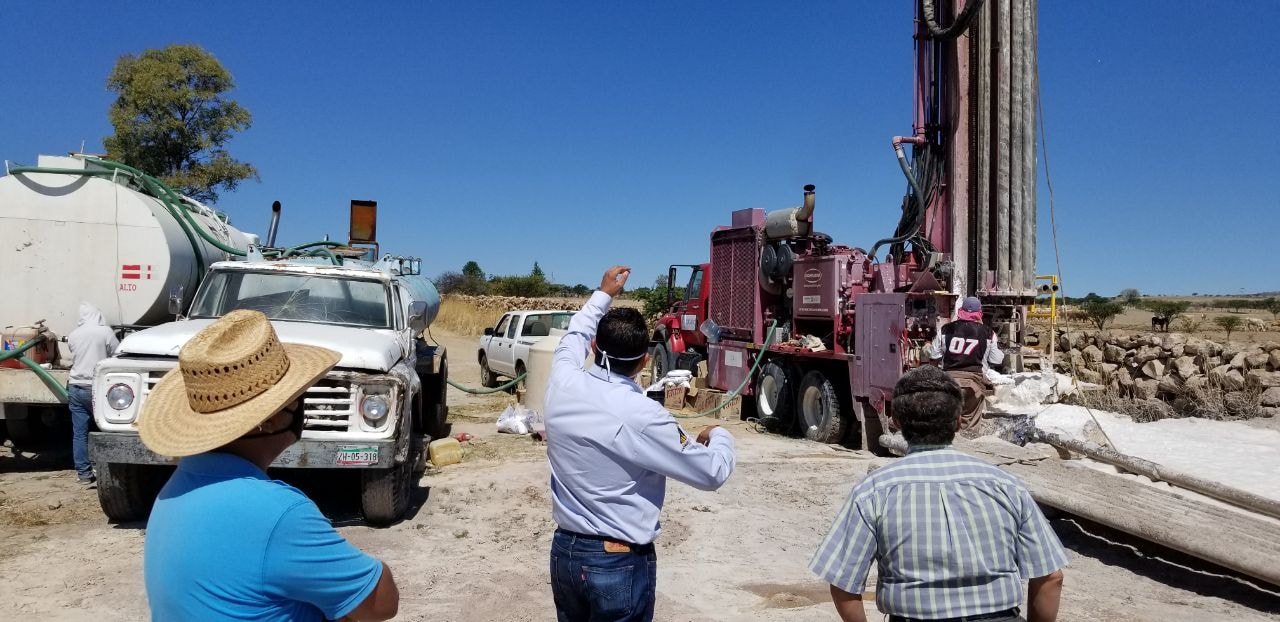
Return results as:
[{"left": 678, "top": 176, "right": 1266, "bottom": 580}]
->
[
  {"left": 595, "top": 308, "right": 649, "bottom": 376},
  {"left": 891, "top": 366, "right": 962, "bottom": 445}
]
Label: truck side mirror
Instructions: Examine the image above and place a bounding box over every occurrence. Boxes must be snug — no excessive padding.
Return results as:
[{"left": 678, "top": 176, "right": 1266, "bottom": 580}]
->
[
  {"left": 483, "top": 327, "right": 494, "bottom": 336},
  {"left": 408, "top": 301, "right": 430, "bottom": 332},
  {"left": 168, "top": 285, "right": 185, "bottom": 317}
]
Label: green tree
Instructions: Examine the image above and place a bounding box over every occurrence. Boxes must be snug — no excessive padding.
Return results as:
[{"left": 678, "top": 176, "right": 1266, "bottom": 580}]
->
[
  {"left": 1261, "top": 297, "right": 1280, "bottom": 321},
  {"left": 1214, "top": 315, "right": 1242, "bottom": 342},
  {"left": 434, "top": 271, "right": 465, "bottom": 294},
  {"left": 531, "top": 262, "right": 546, "bottom": 279},
  {"left": 1081, "top": 300, "right": 1124, "bottom": 331},
  {"left": 458, "top": 261, "right": 487, "bottom": 295},
  {"left": 1144, "top": 300, "right": 1191, "bottom": 321},
  {"left": 104, "top": 44, "right": 257, "bottom": 204},
  {"left": 1118, "top": 288, "right": 1142, "bottom": 306}
]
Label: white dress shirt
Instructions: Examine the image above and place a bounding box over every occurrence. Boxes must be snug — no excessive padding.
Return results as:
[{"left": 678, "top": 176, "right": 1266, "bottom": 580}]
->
[{"left": 545, "top": 291, "right": 735, "bottom": 545}]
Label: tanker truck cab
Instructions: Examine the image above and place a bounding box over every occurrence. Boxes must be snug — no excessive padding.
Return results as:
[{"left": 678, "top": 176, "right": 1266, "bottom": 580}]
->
[{"left": 88, "top": 254, "right": 447, "bottom": 526}]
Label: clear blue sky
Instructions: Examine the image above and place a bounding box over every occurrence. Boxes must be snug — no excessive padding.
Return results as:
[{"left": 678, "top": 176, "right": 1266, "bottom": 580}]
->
[{"left": 4, "top": 2, "right": 1277, "bottom": 297}]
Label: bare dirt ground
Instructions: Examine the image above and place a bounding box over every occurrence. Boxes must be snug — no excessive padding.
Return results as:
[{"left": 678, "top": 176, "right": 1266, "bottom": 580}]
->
[{"left": 2, "top": 328, "right": 1278, "bottom": 620}]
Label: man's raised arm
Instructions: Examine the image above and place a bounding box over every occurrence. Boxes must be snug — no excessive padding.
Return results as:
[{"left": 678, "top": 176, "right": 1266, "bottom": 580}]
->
[{"left": 552, "top": 266, "right": 631, "bottom": 373}]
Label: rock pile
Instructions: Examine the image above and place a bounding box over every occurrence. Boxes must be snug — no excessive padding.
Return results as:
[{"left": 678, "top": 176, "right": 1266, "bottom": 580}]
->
[
  {"left": 445, "top": 295, "right": 586, "bottom": 312},
  {"left": 1050, "top": 330, "right": 1280, "bottom": 415}
]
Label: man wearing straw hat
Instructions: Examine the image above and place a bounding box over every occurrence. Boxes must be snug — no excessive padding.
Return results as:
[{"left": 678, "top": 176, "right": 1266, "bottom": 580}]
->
[{"left": 138, "top": 309, "right": 399, "bottom": 621}]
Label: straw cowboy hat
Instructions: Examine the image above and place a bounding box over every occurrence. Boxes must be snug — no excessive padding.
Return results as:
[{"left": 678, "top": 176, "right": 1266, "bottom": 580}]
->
[{"left": 138, "top": 309, "right": 340, "bottom": 457}]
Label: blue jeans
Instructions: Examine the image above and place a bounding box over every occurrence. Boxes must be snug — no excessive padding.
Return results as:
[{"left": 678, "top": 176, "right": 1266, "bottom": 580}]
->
[
  {"left": 67, "top": 384, "right": 94, "bottom": 479},
  {"left": 550, "top": 529, "right": 657, "bottom": 622}
]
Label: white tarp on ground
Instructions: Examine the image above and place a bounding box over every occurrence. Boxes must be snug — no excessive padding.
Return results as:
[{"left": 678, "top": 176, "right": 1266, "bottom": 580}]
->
[{"left": 1019, "top": 403, "right": 1280, "bottom": 503}]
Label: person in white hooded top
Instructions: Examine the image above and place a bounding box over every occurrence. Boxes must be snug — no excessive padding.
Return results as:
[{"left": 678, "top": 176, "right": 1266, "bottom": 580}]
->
[{"left": 67, "top": 303, "right": 118, "bottom": 485}]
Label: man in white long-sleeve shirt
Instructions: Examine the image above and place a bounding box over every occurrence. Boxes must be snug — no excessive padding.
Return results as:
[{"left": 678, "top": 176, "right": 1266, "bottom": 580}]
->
[{"left": 545, "top": 265, "right": 736, "bottom": 622}]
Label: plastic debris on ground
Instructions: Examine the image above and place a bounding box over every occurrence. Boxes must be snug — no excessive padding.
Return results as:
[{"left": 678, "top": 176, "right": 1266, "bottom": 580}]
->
[
  {"left": 644, "top": 370, "right": 693, "bottom": 394},
  {"left": 497, "top": 404, "right": 542, "bottom": 435}
]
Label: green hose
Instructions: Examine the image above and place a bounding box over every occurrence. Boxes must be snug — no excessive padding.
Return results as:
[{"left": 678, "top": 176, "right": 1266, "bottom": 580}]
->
[
  {"left": 0, "top": 334, "right": 70, "bottom": 402},
  {"left": 447, "top": 373, "right": 525, "bottom": 394},
  {"left": 671, "top": 322, "right": 778, "bottom": 419}
]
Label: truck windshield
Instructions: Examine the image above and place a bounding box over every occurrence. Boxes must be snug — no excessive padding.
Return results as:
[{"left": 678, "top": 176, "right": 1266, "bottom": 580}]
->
[{"left": 190, "top": 271, "right": 392, "bottom": 329}]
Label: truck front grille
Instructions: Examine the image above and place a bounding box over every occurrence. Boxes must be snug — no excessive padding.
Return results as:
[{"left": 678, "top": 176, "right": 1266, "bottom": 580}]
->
[{"left": 303, "top": 378, "right": 355, "bottom": 431}]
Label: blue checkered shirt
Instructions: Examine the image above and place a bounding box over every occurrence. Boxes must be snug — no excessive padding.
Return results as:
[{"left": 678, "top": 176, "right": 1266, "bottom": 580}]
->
[{"left": 810, "top": 445, "right": 1067, "bottom": 619}]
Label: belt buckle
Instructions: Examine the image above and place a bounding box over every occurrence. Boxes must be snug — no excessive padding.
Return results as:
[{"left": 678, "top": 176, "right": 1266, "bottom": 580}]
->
[{"left": 603, "top": 540, "right": 631, "bottom": 553}]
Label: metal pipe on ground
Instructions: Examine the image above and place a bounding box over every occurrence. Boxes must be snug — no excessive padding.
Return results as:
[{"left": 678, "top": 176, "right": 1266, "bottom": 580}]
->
[{"left": 1032, "top": 429, "right": 1280, "bottom": 522}]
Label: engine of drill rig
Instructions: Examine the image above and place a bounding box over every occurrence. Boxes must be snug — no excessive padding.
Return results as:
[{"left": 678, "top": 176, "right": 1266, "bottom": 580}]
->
[{"left": 755, "top": 185, "right": 947, "bottom": 365}]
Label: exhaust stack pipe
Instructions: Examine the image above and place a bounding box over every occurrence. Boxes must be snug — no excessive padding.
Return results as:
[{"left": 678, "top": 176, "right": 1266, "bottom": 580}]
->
[
  {"left": 266, "top": 200, "right": 281, "bottom": 248},
  {"left": 797, "top": 184, "right": 816, "bottom": 221},
  {"left": 764, "top": 184, "right": 817, "bottom": 239}
]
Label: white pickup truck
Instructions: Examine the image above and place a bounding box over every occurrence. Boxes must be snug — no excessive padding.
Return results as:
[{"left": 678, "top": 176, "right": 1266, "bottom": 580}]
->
[
  {"left": 89, "top": 254, "right": 447, "bottom": 526},
  {"left": 477, "top": 310, "right": 572, "bottom": 387}
]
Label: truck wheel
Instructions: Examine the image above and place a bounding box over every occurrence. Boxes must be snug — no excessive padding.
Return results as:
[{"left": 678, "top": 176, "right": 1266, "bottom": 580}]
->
[
  {"left": 6, "top": 405, "right": 63, "bottom": 449},
  {"left": 361, "top": 459, "right": 414, "bottom": 527},
  {"left": 797, "top": 370, "right": 848, "bottom": 444},
  {"left": 425, "top": 359, "right": 450, "bottom": 440},
  {"left": 651, "top": 342, "right": 671, "bottom": 381},
  {"left": 97, "top": 462, "right": 167, "bottom": 523},
  {"left": 754, "top": 361, "right": 795, "bottom": 433},
  {"left": 514, "top": 362, "right": 527, "bottom": 392},
  {"left": 479, "top": 353, "right": 499, "bottom": 388}
]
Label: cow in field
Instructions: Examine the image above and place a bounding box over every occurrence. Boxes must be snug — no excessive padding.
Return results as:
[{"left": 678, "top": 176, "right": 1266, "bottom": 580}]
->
[
  {"left": 1151, "top": 316, "right": 1170, "bottom": 332},
  {"left": 1246, "top": 317, "right": 1267, "bottom": 332}
]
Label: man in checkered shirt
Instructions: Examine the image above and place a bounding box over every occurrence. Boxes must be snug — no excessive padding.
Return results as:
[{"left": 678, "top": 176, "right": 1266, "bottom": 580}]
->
[{"left": 810, "top": 366, "right": 1066, "bottom": 622}]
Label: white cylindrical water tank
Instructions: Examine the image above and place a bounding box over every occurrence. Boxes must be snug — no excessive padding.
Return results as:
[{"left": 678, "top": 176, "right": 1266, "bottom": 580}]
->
[
  {"left": 524, "top": 328, "right": 567, "bottom": 420},
  {"left": 0, "top": 155, "right": 253, "bottom": 358}
]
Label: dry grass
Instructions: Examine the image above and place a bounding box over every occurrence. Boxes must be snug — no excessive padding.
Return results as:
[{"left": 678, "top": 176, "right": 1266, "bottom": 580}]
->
[{"left": 436, "top": 297, "right": 505, "bottom": 336}]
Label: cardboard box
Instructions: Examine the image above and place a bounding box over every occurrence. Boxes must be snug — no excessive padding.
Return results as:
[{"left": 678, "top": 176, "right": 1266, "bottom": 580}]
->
[{"left": 664, "top": 386, "right": 686, "bottom": 409}]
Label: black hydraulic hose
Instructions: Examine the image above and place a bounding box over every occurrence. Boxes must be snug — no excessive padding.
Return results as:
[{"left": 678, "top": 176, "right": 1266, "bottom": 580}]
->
[
  {"left": 869, "top": 142, "right": 931, "bottom": 261},
  {"left": 920, "top": 0, "right": 987, "bottom": 41}
]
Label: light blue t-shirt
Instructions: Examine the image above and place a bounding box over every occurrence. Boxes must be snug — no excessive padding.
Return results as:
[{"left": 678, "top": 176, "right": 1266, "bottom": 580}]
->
[{"left": 145, "top": 452, "right": 382, "bottom": 621}]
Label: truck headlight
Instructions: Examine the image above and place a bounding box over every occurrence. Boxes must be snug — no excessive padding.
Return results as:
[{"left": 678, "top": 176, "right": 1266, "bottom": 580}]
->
[
  {"left": 360, "top": 395, "right": 389, "bottom": 422},
  {"left": 107, "top": 384, "right": 135, "bottom": 410}
]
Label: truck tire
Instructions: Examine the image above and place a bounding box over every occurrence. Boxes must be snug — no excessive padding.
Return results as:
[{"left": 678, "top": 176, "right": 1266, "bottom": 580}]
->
[
  {"left": 797, "top": 370, "right": 848, "bottom": 444},
  {"left": 651, "top": 342, "right": 671, "bottom": 381},
  {"left": 425, "top": 359, "right": 450, "bottom": 440},
  {"left": 6, "top": 405, "right": 65, "bottom": 449},
  {"left": 514, "top": 362, "right": 527, "bottom": 392},
  {"left": 97, "top": 462, "right": 167, "bottom": 523},
  {"left": 754, "top": 360, "right": 795, "bottom": 433},
  {"left": 361, "top": 459, "right": 414, "bottom": 527},
  {"left": 479, "top": 353, "right": 499, "bottom": 388}
]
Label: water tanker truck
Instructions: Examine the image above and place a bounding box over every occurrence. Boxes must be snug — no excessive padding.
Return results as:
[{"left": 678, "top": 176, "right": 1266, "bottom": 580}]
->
[
  {"left": 652, "top": 0, "right": 1042, "bottom": 453},
  {"left": 0, "top": 154, "right": 257, "bottom": 444}
]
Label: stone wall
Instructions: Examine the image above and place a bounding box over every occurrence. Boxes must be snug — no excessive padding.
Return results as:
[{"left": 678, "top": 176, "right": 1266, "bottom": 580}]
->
[{"left": 1050, "top": 330, "right": 1280, "bottom": 414}]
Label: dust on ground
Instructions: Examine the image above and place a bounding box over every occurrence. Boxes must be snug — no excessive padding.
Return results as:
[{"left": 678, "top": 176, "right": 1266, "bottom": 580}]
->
[{"left": 2, "top": 329, "right": 1278, "bottom": 621}]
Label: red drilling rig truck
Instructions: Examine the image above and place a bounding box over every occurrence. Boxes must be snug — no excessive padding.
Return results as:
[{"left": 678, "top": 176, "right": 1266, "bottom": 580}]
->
[{"left": 651, "top": 0, "right": 1040, "bottom": 452}]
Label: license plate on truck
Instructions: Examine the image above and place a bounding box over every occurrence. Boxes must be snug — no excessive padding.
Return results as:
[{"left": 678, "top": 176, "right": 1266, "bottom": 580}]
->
[{"left": 336, "top": 445, "right": 379, "bottom": 466}]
